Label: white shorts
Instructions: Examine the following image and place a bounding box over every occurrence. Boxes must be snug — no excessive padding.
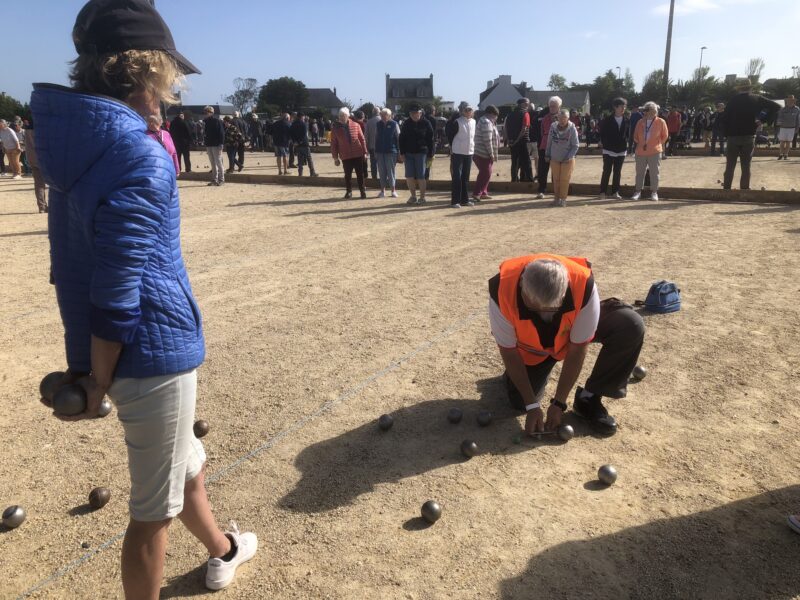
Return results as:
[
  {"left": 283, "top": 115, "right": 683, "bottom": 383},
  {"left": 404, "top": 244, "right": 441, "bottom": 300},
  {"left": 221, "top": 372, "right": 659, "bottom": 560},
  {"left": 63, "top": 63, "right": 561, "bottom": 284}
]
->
[
  {"left": 778, "top": 128, "right": 796, "bottom": 142},
  {"left": 108, "top": 369, "right": 206, "bottom": 522}
]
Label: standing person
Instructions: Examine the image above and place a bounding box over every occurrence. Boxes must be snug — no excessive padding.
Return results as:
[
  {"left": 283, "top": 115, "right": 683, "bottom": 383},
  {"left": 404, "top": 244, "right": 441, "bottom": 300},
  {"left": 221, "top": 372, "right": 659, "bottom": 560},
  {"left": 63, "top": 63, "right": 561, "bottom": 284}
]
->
[
  {"left": 223, "top": 117, "right": 244, "bottom": 174},
  {"left": 598, "top": 97, "right": 630, "bottom": 200},
  {"left": 249, "top": 114, "right": 263, "bottom": 152},
  {"left": 398, "top": 103, "right": 434, "bottom": 205},
  {"left": 365, "top": 106, "right": 381, "bottom": 180},
  {"left": 0, "top": 119, "right": 23, "bottom": 179},
  {"left": 536, "top": 96, "right": 562, "bottom": 198},
  {"left": 449, "top": 104, "right": 476, "bottom": 208},
  {"left": 352, "top": 110, "right": 368, "bottom": 180},
  {"left": 710, "top": 102, "right": 726, "bottom": 156},
  {"left": 30, "top": 1, "right": 257, "bottom": 597},
  {"left": 271, "top": 113, "right": 291, "bottom": 175},
  {"left": 15, "top": 123, "right": 29, "bottom": 175},
  {"left": 202, "top": 106, "right": 225, "bottom": 186},
  {"left": 505, "top": 97, "right": 533, "bottom": 182},
  {"left": 700, "top": 106, "right": 713, "bottom": 149},
  {"left": 374, "top": 107, "right": 400, "bottom": 198},
  {"left": 776, "top": 95, "right": 800, "bottom": 160},
  {"left": 169, "top": 111, "right": 193, "bottom": 172},
  {"left": 545, "top": 109, "right": 579, "bottom": 207},
  {"left": 24, "top": 123, "right": 48, "bottom": 212},
  {"left": 628, "top": 106, "right": 643, "bottom": 153},
  {"left": 330, "top": 107, "right": 368, "bottom": 199},
  {"left": 631, "top": 101, "right": 669, "bottom": 201},
  {"left": 665, "top": 106, "right": 682, "bottom": 156},
  {"left": 309, "top": 118, "right": 320, "bottom": 146},
  {"left": 146, "top": 114, "right": 179, "bottom": 174},
  {"left": 289, "top": 112, "right": 318, "bottom": 177},
  {"left": 472, "top": 104, "right": 500, "bottom": 201},
  {"left": 231, "top": 111, "right": 248, "bottom": 171},
  {"left": 424, "top": 105, "right": 438, "bottom": 179},
  {"left": 722, "top": 78, "right": 780, "bottom": 189},
  {"left": 287, "top": 111, "right": 297, "bottom": 169}
]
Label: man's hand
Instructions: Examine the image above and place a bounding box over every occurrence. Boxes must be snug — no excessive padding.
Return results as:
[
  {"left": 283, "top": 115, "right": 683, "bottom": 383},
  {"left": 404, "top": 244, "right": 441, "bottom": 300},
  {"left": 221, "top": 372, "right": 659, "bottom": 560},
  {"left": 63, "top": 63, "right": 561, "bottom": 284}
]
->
[
  {"left": 525, "top": 407, "right": 545, "bottom": 435},
  {"left": 54, "top": 375, "right": 109, "bottom": 422},
  {"left": 334, "top": 158, "right": 340, "bottom": 167},
  {"left": 545, "top": 403, "right": 563, "bottom": 431}
]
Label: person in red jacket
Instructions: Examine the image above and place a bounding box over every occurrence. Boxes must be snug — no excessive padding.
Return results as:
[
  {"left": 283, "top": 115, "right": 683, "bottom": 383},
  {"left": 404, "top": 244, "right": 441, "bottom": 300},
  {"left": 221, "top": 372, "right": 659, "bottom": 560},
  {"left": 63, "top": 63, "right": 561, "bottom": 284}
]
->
[
  {"left": 331, "top": 107, "right": 368, "bottom": 199},
  {"left": 665, "top": 106, "right": 682, "bottom": 156}
]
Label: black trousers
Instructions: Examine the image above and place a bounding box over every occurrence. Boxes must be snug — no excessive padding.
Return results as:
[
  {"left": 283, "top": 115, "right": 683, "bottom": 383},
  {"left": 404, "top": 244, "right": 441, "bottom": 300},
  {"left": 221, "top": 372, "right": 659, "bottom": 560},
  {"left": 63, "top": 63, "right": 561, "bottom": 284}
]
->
[
  {"left": 723, "top": 135, "right": 755, "bottom": 190},
  {"left": 288, "top": 141, "right": 295, "bottom": 167},
  {"left": 236, "top": 143, "right": 245, "bottom": 169},
  {"left": 450, "top": 153, "right": 472, "bottom": 204},
  {"left": 175, "top": 143, "right": 191, "bottom": 172},
  {"left": 505, "top": 299, "right": 645, "bottom": 411},
  {"left": 296, "top": 146, "right": 315, "bottom": 176},
  {"left": 342, "top": 157, "right": 365, "bottom": 193},
  {"left": 537, "top": 149, "right": 550, "bottom": 193},
  {"left": 599, "top": 154, "right": 625, "bottom": 194},
  {"left": 510, "top": 143, "right": 533, "bottom": 182}
]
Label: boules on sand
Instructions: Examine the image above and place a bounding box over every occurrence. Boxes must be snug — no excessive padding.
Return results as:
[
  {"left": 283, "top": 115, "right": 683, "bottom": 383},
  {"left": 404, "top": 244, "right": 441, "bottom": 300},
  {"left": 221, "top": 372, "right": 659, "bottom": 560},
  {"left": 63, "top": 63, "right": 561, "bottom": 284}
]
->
[
  {"left": 378, "top": 414, "right": 394, "bottom": 431},
  {"left": 557, "top": 424, "right": 575, "bottom": 441},
  {"left": 476, "top": 410, "right": 493, "bottom": 427},
  {"left": 421, "top": 500, "right": 442, "bottom": 524},
  {"left": 632, "top": 365, "right": 647, "bottom": 381},
  {"left": 446, "top": 407, "right": 463, "bottom": 424},
  {"left": 598, "top": 464, "right": 618, "bottom": 486},
  {"left": 460, "top": 440, "right": 478, "bottom": 458},
  {"left": 193, "top": 419, "right": 210, "bottom": 438},
  {"left": 52, "top": 384, "right": 87, "bottom": 416},
  {"left": 39, "top": 371, "right": 65, "bottom": 403},
  {"left": 88, "top": 487, "right": 111, "bottom": 510},
  {"left": 97, "top": 398, "right": 113, "bottom": 418},
  {"left": 2, "top": 505, "right": 26, "bottom": 529}
]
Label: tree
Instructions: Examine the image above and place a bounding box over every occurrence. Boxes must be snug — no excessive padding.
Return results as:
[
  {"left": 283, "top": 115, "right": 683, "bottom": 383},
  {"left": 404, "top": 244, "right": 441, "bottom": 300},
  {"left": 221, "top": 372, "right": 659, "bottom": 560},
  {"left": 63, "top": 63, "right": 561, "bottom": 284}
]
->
[
  {"left": 640, "top": 69, "right": 671, "bottom": 105},
  {"left": 763, "top": 77, "right": 800, "bottom": 100},
  {"left": 224, "top": 78, "right": 259, "bottom": 114},
  {"left": 0, "top": 92, "right": 28, "bottom": 122},
  {"left": 547, "top": 73, "right": 567, "bottom": 91},
  {"left": 256, "top": 77, "right": 309, "bottom": 113},
  {"left": 745, "top": 57, "right": 766, "bottom": 83},
  {"left": 356, "top": 102, "right": 376, "bottom": 117},
  {"left": 670, "top": 67, "right": 719, "bottom": 108}
]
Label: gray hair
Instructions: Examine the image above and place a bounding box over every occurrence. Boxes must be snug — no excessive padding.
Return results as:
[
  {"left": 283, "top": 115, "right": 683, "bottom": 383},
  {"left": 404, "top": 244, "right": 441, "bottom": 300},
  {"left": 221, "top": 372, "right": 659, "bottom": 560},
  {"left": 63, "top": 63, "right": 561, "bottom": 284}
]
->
[
  {"left": 338, "top": 107, "right": 351, "bottom": 118},
  {"left": 0, "top": 119, "right": 7, "bottom": 126},
  {"left": 549, "top": 96, "right": 563, "bottom": 106},
  {"left": 521, "top": 259, "right": 569, "bottom": 308},
  {"left": 380, "top": 107, "right": 393, "bottom": 118},
  {"left": 642, "top": 101, "right": 659, "bottom": 113},
  {"left": 203, "top": 105, "right": 214, "bottom": 114},
  {"left": 147, "top": 114, "right": 161, "bottom": 125}
]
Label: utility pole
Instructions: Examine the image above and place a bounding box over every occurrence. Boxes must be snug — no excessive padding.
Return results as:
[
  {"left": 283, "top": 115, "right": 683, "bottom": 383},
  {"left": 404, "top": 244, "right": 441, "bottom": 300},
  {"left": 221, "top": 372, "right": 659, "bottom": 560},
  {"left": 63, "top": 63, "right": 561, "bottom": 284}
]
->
[
  {"left": 663, "top": 0, "right": 675, "bottom": 104},
  {"left": 699, "top": 46, "right": 707, "bottom": 79}
]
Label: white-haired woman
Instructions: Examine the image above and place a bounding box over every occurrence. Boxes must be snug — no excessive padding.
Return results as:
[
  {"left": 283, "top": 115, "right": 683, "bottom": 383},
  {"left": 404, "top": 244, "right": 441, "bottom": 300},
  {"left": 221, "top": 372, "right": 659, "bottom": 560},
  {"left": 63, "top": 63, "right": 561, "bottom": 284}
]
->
[
  {"left": 330, "top": 107, "right": 368, "bottom": 199},
  {"left": 536, "top": 95, "right": 562, "bottom": 198},
  {"left": 631, "top": 101, "right": 669, "bottom": 201},
  {"left": 374, "top": 107, "right": 400, "bottom": 197},
  {"left": 31, "top": 0, "right": 257, "bottom": 596},
  {"left": 146, "top": 114, "right": 180, "bottom": 174},
  {"left": 545, "top": 109, "right": 579, "bottom": 207}
]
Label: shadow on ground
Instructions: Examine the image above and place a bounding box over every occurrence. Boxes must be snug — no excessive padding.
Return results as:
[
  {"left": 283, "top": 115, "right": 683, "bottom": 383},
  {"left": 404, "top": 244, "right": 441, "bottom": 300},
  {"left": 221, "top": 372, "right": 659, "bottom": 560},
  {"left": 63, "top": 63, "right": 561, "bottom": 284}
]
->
[
  {"left": 280, "top": 376, "right": 596, "bottom": 514},
  {"left": 0, "top": 230, "right": 47, "bottom": 238},
  {"left": 161, "top": 563, "right": 214, "bottom": 598},
  {"left": 498, "top": 485, "right": 800, "bottom": 600}
]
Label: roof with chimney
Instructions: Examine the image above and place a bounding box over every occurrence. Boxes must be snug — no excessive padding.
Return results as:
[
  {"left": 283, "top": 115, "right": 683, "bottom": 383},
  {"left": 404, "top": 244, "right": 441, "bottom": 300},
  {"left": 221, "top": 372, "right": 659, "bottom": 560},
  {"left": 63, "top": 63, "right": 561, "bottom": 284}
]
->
[{"left": 305, "top": 88, "right": 343, "bottom": 108}]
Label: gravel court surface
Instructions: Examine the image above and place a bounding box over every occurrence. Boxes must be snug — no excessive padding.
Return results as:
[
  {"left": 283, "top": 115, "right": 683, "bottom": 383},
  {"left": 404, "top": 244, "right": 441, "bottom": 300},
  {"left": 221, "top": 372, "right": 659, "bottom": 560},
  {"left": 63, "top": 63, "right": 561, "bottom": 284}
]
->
[{"left": 1, "top": 175, "right": 800, "bottom": 599}]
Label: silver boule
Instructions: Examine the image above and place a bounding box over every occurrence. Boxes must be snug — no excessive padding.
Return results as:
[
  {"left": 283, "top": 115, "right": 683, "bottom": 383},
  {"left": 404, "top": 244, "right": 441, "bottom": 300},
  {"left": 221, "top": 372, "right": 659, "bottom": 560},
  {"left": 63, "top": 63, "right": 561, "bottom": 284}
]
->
[
  {"left": 97, "top": 398, "right": 113, "bottom": 418},
  {"left": 598, "top": 464, "right": 618, "bottom": 486},
  {"left": 557, "top": 424, "right": 575, "bottom": 441},
  {"left": 421, "top": 500, "right": 442, "bottom": 524},
  {"left": 632, "top": 365, "right": 647, "bottom": 381},
  {"left": 2, "top": 505, "right": 26, "bottom": 529},
  {"left": 378, "top": 414, "right": 394, "bottom": 431},
  {"left": 447, "top": 408, "right": 463, "bottom": 424},
  {"left": 476, "top": 410, "right": 492, "bottom": 427}
]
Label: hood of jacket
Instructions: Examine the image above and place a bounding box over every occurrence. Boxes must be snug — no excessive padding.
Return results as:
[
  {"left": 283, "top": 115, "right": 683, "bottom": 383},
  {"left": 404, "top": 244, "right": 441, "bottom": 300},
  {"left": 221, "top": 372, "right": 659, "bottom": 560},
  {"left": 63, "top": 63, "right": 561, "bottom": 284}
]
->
[{"left": 30, "top": 83, "right": 147, "bottom": 192}]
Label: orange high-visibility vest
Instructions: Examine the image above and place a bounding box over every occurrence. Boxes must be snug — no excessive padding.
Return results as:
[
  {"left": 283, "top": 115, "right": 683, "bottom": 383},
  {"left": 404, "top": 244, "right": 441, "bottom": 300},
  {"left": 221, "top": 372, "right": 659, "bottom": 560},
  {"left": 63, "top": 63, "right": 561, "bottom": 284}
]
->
[{"left": 497, "top": 254, "right": 592, "bottom": 365}]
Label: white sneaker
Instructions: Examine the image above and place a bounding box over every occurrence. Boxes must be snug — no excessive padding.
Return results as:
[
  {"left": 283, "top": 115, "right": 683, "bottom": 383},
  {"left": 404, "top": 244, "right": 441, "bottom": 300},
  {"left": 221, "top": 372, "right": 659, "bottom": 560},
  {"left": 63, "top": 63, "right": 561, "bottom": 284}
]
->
[
  {"left": 205, "top": 521, "right": 258, "bottom": 591},
  {"left": 612, "top": 192, "right": 622, "bottom": 200},
  {"left": 631, "top": 191, "right": 641, "bottom": 201},
  {"left": 12, "top": 175, "right": 22, "bottom": 180},
  {"left": 391, "top": 191, "right": 398, "bottom": 198},
  {"left": 536, "top": 192, "right": 545, "bottom": 199},
  {"left": 650, "top": 192, "right": 659, "bottom": 201}
]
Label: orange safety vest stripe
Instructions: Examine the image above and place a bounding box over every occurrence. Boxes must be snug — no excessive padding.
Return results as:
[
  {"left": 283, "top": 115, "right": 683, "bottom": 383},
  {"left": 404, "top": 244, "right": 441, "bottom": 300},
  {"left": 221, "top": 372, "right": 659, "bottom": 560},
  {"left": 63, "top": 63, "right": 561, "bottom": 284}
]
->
[{"left": 497, "top": 254, "right": 592, "bottom": 365}]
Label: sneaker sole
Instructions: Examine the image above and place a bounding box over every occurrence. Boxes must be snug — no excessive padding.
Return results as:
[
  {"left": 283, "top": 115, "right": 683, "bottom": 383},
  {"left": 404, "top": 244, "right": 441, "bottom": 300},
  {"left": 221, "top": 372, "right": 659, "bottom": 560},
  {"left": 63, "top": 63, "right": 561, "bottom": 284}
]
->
[{"left": 205, "top": 539, "right": 258, "bottom": 591}]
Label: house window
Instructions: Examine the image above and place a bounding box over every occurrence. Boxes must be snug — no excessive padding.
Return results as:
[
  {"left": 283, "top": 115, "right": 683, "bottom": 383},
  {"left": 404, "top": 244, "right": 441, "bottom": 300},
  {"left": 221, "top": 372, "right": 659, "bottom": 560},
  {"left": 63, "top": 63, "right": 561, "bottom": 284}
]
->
[
  {"left": 392, "top": 87, "right": 400, "bottom": 98},
  {"left": 417, "top": 87, "right": 426, "bottom": 97}
]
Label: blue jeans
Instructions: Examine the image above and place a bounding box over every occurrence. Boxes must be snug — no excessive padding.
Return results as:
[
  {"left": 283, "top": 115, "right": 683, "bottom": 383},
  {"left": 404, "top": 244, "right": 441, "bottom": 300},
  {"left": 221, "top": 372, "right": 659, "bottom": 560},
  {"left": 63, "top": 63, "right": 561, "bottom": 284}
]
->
[
  {"left": 450, "top": 153, "right": 472, "bottom": 205},
  {"left": 376, "top": 152, "right": 397, "bottom": 190},
  {"left": 404, "top": 153, "right": 427, "bottom": 180}
]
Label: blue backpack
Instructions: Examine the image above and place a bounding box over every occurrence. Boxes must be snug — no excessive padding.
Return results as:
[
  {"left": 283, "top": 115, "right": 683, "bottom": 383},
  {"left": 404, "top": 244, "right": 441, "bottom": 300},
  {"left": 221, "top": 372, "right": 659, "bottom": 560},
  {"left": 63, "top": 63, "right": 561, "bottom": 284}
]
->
[{"left": 642, "top": 280, "right": 681, "bottom": 313}]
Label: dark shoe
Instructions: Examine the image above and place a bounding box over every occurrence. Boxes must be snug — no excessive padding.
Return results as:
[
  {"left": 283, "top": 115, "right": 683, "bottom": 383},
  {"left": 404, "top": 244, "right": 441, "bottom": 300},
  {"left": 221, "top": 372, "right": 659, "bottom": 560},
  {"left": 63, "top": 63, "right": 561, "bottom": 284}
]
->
[
  {"left": 360, "top": 191, "right": 367, "bottom": 199},
  {"left": 572, "top": 387, "right": 617, "bottom": 435},
  {"left": 237, "top": 165, "right": 243, "bottom": 172},
  {"left": 344, "top": 191, "right": 352, "bottom": 199}
]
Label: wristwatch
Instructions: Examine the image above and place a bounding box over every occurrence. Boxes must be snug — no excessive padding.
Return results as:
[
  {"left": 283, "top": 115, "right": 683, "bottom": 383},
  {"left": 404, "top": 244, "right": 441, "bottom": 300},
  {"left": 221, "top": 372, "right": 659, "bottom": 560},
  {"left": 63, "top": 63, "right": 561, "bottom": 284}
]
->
[{"left": 550, "top": 398, "right": 568, "bottom": 412}]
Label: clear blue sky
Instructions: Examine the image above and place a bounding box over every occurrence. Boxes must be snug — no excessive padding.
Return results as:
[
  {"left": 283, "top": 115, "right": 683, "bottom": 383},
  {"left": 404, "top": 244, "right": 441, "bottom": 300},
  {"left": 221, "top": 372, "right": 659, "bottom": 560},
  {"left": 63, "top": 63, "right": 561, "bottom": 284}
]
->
[{"left": 3, "top": 0, "right": 798, "bottom": 108}]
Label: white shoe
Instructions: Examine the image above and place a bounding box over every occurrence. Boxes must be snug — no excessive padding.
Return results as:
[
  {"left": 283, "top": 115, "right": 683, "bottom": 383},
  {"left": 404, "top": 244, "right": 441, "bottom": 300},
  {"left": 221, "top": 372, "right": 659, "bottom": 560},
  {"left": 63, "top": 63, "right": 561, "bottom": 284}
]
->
[
  {"left": 391, "top": 191, "right": 398, "bottom": 198},
  {"left": 12, "top": 175, "right": 22, "bottom": 180},
  {"left": 598, "top": 192, "right": 606, "bottom": 200},
  {"left": 536, "top": 192, "right": 544, "bottom": 199},
  {"left": 205, "top": 521, "right": 258, "bottom": 591},
  {"left": 631, "top": 192, "right": 641, "bottom": 201},
  {"left": 450, "top": 203, "right": 461, "bottom": 208},
  {"left": 612, "top": 192, "right": 622, "bottom": 200},
  {"left": 650, "top": 192, "right": 659, "bottom": 201}
]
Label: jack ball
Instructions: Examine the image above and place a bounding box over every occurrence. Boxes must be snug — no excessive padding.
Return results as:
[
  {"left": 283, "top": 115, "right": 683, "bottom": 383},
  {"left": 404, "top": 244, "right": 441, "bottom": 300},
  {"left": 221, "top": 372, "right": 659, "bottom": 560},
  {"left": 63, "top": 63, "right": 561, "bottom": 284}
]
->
[
  {"left": 421, "top": 500, "right": 442, "bottom": 524},
  {"left": 193, "top": 419, "right": 210, "bottom": 438},
  {"left": 447, "top": 408, "right": 463, "bottom": 424},
  {"left": 2, "top": 505, "right": 26, "bottom": 529},
  {"left": 39, "top": 371, "right": 65, "bottom": 403},
  {"left": 557, "top": 424, "right": 575, "bottom": 441},
  {"left": 598, "top": 464, "right": 618, "bottom": 486},
  {"left": 460, "top": 439, "right": 478, "bottom": 458},
  {"left": 53, "top": 384, "right": 87, "bottom": 416},
  {"left": 88, "top": 487, "right": 111, "bottom": 510},
  {"left": 378, "top": 414, "right": 394, "bottom": 431},
  {"left": 476, "top": 410, "right": 493, "bottom": 427},
  {"left": 632, "top": 365, "right": 647, "bottom": 381}
]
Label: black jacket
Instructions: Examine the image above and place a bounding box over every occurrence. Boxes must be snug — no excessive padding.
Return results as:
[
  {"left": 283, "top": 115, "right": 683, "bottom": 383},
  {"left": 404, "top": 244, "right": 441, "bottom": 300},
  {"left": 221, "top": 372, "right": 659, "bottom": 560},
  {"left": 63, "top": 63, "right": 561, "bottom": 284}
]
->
[
  {"left": 724, "top": 92, "right": 779, "bottom": 137},
  {"left": 504, "top": 109, "right": 529, "bottom": 145},
  {"left": 399, "top": 117, "right": 434, "bottom": 156},
  {"left": 203, "top": 116, "right": 225, "bottom": 146},
  {"left": 169, "top": 116, "right": 193, "bottom": 146},
  {"left": 289, "top": 120, "right": 309, "bottom": 146},
  {"left": 598, "top": 114, "right": 630, "bottom": 153},
  {"left": 271, "top": 119, "right": 291, "bottom": 147}
]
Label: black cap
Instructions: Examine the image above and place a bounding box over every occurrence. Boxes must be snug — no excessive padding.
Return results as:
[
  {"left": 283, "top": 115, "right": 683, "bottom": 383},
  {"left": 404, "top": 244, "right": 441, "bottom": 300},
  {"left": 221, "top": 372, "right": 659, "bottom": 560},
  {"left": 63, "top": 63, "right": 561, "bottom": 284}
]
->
[
  {"left": 408, "top": 103, "right": 422, "bottom": 112},
  {"left": 73, "top": 0, "right": 200, "bottom": 75}
]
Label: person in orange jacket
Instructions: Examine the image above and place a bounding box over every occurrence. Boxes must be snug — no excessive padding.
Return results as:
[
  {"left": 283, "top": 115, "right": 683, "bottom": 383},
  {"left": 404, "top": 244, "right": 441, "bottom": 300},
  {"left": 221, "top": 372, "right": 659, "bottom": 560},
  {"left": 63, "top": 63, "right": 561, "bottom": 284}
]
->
[{"left": 632, "top": 102, "right": 670, "bottom": 201}]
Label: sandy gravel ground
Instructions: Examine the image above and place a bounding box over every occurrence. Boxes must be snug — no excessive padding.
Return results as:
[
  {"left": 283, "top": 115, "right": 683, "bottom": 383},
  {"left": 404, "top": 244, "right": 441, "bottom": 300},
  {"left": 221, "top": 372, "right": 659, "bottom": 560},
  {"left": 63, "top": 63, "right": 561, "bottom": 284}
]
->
[{"left": 1, "top": 167, "right": 799, "bottom": 599}]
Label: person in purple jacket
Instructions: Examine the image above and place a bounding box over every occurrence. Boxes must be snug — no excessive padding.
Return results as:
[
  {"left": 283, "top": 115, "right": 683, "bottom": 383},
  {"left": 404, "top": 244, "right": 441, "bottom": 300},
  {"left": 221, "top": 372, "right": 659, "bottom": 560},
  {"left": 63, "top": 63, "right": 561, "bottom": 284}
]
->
[{"left": 31, "top": 1, "right": 257, "bottom": 597}]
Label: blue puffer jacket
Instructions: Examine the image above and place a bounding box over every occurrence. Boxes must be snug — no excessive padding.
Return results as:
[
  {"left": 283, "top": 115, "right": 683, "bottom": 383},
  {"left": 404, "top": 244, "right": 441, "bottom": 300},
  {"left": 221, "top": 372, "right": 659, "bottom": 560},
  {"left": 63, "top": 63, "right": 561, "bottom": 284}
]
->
[{"left": 30, "top": 84, "right": 205, "bottom": 378}]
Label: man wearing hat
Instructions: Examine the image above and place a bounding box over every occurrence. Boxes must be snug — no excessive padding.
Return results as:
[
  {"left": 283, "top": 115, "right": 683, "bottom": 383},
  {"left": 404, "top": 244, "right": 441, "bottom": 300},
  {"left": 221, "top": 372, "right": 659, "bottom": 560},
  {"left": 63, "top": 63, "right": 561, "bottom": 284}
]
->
[
  {"left": 504, "top": 97, "right": 534, "bottom": 182},
  {"left": 31, "top": 1, "right": 257, "bottom": 596},
  {"left": 398, "top": 103, "right": 434, "bottom": 204},
  {"left": 722, "top": 78, "right": 779, "bottom": 189}
]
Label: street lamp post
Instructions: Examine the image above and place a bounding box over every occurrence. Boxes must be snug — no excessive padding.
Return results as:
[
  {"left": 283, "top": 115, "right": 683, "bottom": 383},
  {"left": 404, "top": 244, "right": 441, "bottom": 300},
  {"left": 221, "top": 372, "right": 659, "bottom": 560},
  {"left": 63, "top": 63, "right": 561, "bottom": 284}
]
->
[
  {"left": 616, "top": 66, "right": 621, "bottom": 80},
  {"left": 699, "top": 46, "right": 707, "bottom": 79},
  {"left": 663, "top": 0, "right": 676, "bottom": 103}
]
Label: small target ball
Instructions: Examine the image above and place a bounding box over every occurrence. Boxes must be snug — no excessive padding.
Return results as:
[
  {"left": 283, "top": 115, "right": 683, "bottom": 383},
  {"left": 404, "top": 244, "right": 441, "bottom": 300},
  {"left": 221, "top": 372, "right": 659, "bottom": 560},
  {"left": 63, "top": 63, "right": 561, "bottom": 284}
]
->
[
  {"left": 378, "top": 414, "right": 394, "bottom": 431},
  {"left": 632, "top": 365, "right": 647, "bottom": 381},
  {"left": 447, "top": 408, "right": 463, "bottom": 424},
  {"left": 2, "top": 505, "right": 26, "bottom": 529},
  {"left": 53, "top": 384, "right": 87, "bottom": 416},
  {"left": 421, "top": 500, "right": 442, "bottom": 524},
  {"left": 88, "top": 487, "right": 111, "bottom": 510},
  {"left": 557, "top": 424, "right": 575, "bottom": 441},
  {"left": 598, "top": 464, "right": 618, "bottom": 486},
  {"left": 97, "top": 398, "right": 113, "bottom": 418},
  {"left": 39, "top": 371, "right": 65, "bottom": 403},
  {"left": 193, "top": 419, "right": 210, "bottom": 438},
  {"left": 460, "top": 439, "right": 478, "bottom": 458},
  {"left": 476, "top": 410, "right": 493, "bottom": 427},
  {"left": 760, "top": 186, "right": 766, "bottom": 191}
]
